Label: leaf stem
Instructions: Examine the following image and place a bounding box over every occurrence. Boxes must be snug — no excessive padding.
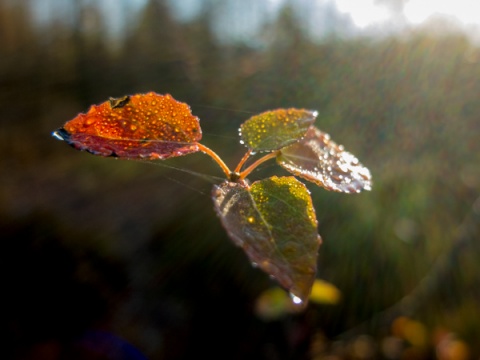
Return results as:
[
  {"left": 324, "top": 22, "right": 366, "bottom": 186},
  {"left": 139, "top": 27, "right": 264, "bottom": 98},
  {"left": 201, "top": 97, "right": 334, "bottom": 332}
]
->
[
  {"left": 234, "top": 149, "right": 252, "bottom": 173},
  {"left": 196, "top": 143, "right": 232, "bottom": 178},
  {"left": 239, "top": 152, "right": 278, "bottom": 180}
]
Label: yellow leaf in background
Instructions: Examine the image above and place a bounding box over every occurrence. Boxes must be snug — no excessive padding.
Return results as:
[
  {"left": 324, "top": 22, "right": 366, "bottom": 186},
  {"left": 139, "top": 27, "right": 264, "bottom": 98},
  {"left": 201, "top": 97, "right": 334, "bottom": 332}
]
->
[
  {"left": 403, "top": 320, "right": 427, "bottom": 347},
  {"left": 309, "top": 279, "right": 341, "bottom": 305},
  {"left": 392, "top": 316, "right": 427, "bottom": 347}
]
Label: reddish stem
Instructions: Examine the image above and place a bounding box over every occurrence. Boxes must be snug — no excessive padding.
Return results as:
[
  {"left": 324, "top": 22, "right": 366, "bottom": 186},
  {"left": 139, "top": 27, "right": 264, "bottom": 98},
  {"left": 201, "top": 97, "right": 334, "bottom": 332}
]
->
[
  {"left": 239, "top": 152, "right": 278, "bottom": 180},
  {"left": 234, "top": 149, "right": 252, "bottom": 173},
  {"left": 196, "top": 143, "right": 232, "bottom": 178}
]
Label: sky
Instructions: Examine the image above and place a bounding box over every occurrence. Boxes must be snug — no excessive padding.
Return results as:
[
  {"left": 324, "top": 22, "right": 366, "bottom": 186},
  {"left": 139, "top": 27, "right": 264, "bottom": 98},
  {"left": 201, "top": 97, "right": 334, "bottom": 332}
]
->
[
  {"left": 164, "top": 0, "right": 480, "bottom": 29},
  {"left": 30, "top": 0, "right": 480, "bottom": 43},
  {"left": 337, "top": 0, "right": 480, "bottom": 28},
  {"left": 403, "top": 0, "right": 480, "bottom": 25},
  {"left": 164, "top": 0, "right": 480, "bottom": 43}
]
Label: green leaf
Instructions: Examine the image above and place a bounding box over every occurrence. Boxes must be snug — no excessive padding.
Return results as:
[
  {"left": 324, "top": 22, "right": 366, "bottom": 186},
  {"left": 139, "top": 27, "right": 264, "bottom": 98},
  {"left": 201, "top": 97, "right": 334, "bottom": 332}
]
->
[
  {"left": 277, "top": 126, "right": 372, "bottom": 193},
  {"left": 239, "top": 108, "right": 317, "bottom": 152},
  {"left": 212, "top": 176, "right": 322, "bottom": 305}
]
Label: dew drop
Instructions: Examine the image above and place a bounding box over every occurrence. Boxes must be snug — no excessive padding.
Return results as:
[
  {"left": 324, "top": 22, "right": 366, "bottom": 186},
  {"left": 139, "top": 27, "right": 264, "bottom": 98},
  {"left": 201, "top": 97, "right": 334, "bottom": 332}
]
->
[
  {"left": 52, "top": 129, "right": 68, "bottom": 141},
  {"left": 289, "top": 293, "right": 303, "bottom": 305},
  {"left": 239, "top": 140, "right": 244, "bottom": 145}
]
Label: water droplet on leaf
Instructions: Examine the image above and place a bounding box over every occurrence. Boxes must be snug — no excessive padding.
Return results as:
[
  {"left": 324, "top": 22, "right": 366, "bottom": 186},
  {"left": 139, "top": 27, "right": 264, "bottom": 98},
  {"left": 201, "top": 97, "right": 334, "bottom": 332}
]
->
[
  {"left": 52, "top": 129, "right": 69, "bottom": 141},
  {"left": 289, "top": 293, "right": 303, "bottom": 305}
]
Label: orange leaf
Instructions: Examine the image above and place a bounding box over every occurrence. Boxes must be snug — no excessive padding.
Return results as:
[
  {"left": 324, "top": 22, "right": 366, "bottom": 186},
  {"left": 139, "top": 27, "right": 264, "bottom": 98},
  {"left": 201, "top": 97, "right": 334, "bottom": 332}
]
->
[{"left": 53, "top": 92, "right": 202, "bottom": 160}]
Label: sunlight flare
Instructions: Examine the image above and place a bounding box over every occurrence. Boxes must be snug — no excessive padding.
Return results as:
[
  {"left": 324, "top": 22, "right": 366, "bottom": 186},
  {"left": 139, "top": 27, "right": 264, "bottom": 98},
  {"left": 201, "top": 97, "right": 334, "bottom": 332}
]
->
[{"left": 404, "top": 0, "right": 480, "bottom": 25}]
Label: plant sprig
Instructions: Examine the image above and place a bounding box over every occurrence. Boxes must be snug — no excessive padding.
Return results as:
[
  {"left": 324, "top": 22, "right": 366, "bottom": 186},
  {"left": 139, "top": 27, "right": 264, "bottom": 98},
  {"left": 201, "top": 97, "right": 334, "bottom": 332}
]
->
[{"left": 53, "top": 92, "right": 372, "bottom": 307}]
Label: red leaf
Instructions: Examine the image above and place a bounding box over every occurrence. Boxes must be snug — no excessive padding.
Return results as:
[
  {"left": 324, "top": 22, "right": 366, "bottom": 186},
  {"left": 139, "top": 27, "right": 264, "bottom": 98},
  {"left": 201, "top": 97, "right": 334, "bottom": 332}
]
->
[
  {"left": 53, "top": 92, "right": 202, "bottom": 160},
  {"left": 277, "top": 126, "right": 372, "bottom": 193}
]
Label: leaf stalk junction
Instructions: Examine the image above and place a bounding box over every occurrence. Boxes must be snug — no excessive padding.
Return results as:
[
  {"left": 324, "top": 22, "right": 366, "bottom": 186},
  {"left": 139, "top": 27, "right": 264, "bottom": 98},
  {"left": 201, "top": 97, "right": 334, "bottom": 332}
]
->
[{"left": 197, "top": 143, "right": 278, "bottom": 183}]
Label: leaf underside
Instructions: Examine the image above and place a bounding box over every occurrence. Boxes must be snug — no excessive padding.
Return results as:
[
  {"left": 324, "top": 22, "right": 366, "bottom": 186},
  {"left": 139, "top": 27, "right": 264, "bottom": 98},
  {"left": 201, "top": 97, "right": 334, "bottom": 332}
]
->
[
  {"left": 212, "top": 176, "right": 322, "bottom": 304},
  {"left": 239, "top": 108, "right": 317, "bottom": 152},
  {"left": 53, "top": 92, "right": 202, "bottom": 160},
  {"left": 277, "top": 126, "right": 372, "bottom": 193}
]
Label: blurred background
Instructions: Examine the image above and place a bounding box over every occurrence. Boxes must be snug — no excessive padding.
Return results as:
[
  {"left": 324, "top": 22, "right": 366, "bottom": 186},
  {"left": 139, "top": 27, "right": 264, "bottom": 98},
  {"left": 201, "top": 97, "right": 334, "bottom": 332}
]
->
[{"left": 1, "top": 0, "right": 479, "bottom": 359}]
